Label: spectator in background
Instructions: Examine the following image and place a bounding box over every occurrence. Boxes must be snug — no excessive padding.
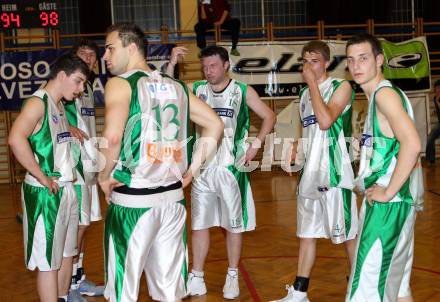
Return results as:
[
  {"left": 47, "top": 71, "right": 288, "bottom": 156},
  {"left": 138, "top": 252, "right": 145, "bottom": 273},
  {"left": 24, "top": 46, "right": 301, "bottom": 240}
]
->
[
  {"left": 195, "top": 0, "right": 241, "bottom": 56},
  {"left": 426, "top": 79, "right": 440, "bottom": 165}
]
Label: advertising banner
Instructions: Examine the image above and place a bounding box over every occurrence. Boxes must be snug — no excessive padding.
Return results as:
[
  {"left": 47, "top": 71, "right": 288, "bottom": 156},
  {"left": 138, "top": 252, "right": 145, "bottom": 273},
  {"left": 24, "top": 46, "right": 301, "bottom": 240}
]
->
[
  {"left": 0, "top": 44, "right": 174, "bottom": 110},
  {"left": 221, "top": 37, "right": 431, "bottom": 99}
]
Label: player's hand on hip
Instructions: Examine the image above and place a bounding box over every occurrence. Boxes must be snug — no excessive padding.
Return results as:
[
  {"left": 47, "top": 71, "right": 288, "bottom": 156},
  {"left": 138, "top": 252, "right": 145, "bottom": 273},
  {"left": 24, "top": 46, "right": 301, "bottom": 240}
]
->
[
  {"left": 182, "top": 170, "right": 193, "bottom": 189},
  {"left": 39, "top": 175, "right": 60, "bottom": 195},
  {"left": 245, "top": 147, "right": 259, "bottom": 165},
  {"left": 69, "top": 126, "right": 89, "bottom": 144},
  {"left": 366, "top": 184, "right": 393, "bottom": 205},
  {"left": 99, "top": 177, "right": 122, "bottom": 203}
]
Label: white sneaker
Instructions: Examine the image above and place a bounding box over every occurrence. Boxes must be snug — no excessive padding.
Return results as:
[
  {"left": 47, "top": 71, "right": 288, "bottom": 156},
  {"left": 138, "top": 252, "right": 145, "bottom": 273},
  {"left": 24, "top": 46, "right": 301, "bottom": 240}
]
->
[
  {"left": 223, "top": 270, "right": 239, "bottom": 299},
  {"left": 270, "top": 285, "right": 310, "bottom": 302},
  {"left": 187, "top": 272, "right": 207, "bottom": 296}
]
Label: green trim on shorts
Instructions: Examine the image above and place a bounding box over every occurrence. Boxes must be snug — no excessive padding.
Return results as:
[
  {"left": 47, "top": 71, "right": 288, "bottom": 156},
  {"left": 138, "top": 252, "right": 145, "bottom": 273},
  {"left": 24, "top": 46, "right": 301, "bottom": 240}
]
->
[
  {"left": 349, "top": 201, "right": 412, "bottom": 301},
  {"left": 23, "top": 182, "right": 64, "bottom": 268},
  {"left": 104, "top": 203, "right": 151, "bottom": 302},
  {"left": 74, "top": 185, "right": 83, "bottom": 224},
  {"left": 179, "top": 199, "right": 188, "bottom": 290},
  {"left": 227, "top": 166, "right": 249, "bottom": 229},
  {"left": 342, "top": 188, "right": 352, "bottom": 237},
  {"left": 104, "top": 198, "right": 187, "bottom": 302}
]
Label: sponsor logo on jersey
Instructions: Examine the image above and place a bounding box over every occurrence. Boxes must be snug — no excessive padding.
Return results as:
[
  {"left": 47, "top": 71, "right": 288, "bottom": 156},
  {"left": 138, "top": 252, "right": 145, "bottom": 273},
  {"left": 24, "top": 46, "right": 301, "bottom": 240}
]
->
[
  {"left": 199, "top": 93, "right": 208, "bottom": 101},
  {"left": 57, "top": 132, "right": 72, "bottom": 144},
  {"left": 147, "top": 83, "right": 177, "bottom": 100},
  {"left": 214, "top": 108, "right": 234, "bottom": 118},
  {"left": 302, "top": 115, "right": 317, "bottom": 127},
  {"left": 52, "top": 114, "right": 59, "bottom": 124},
  {"left": 317, "top": 186, "right": 329, "bottom": 192},
  {"left": 81, "top": 107, "right": 95, "bottom": 116},
  {"left": 146, "top": 142, "right": 183, "bottom": 164},
  {"left": 360, "top": 134, "right": 372, "bottom": 147}
]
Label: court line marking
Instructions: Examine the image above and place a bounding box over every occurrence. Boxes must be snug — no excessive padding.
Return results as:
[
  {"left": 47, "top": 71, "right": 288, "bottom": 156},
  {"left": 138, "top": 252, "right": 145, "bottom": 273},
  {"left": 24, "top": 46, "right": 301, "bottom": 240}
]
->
[{"left": 239, "top": 261, "right": 262, "bottom": 302}]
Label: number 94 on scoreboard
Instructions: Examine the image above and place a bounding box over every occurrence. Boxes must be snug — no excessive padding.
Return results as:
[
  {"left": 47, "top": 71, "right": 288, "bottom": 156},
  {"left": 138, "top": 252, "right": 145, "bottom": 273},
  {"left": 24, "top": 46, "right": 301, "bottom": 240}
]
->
[{"left": 1, "top": 0, "right": 59, "bottom": 30}]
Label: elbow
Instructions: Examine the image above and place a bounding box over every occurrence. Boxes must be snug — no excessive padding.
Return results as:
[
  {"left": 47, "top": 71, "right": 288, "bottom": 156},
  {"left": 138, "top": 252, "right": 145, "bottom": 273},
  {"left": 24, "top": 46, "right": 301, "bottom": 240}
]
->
[
  {"left": 104, "top": 132, "right": 123, "bottom": 149},
  {"left": 318, "top": 122, "right": 331, "bottom": 131},
  {"left": 402, "top": 137, "right": 422, "bottom": 157},
  {"left": 317, "top": 114, "right": 335, "bottom": 130},
  {"left": 413, "top": 139, "right": 422, "bottom": 155},
  {"left": 8, "top": 134, "right": 19, "bottom": 150}
]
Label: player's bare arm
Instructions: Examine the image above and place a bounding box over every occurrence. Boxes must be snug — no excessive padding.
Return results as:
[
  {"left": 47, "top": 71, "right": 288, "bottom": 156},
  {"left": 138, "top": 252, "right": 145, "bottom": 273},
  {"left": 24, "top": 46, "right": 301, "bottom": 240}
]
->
[
  {"left": 183, "top": 91, "right": 224, "bottom": 187},
  {"left": 98, "top": 77, "right": 131, "bottom": 200},
  {"left": 366, "top": 87, "right": 421, "bottom": 204},
  {"left": 166, "top": 46, "right": 188, "bottom": 77},
  {"left": 306, "top": 73, "right": 352, "bottom": 130},
  {"left": 8, "top": 98, "right": 60, "bottom": 193},
  {"left": 244, "top": 85, "right": 276, "bottom": 163}
]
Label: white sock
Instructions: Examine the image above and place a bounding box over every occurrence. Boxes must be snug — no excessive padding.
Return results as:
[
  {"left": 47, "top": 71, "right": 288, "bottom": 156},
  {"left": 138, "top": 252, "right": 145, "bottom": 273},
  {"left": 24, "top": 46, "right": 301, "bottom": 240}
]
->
[
  {"left": 59, "top": 295, "right": 67, "bottom": 301},
  {"left": 191, "top": 269, "right": 204, "bottom": 277},
  {"left": 78, "top": 252, "right": 84, "bottom": 268},
  {"left": 293, "top": 290, "right": 307, "bottom": 297}
]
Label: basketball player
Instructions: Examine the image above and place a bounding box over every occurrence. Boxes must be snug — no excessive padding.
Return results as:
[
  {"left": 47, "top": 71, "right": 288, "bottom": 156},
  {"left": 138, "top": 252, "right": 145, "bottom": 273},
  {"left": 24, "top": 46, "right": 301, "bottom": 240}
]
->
[
  {"left": 345, "top": 33, "right": 423, "bottom": 302},
  {"left": 167, "top": 45, "right": 276, "bottom": 299},
  {"left": 65, "top": 39, "right": 104, "bottom": 301},
  {"left": 8, "top": 53, "right": 89, "bottom": 302},
  {"left": 99, "top": 23, "right": 223, "bottom": 302},
  {"left": 272, "top": 40, "right": 358, "bottom": 302}
]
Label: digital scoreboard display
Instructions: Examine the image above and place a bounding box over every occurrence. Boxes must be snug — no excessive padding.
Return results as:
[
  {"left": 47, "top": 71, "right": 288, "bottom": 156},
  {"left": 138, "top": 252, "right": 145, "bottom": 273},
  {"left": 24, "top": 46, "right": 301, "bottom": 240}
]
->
[{"left": 1, "top": 1, "right": 60, "bottom": 29}]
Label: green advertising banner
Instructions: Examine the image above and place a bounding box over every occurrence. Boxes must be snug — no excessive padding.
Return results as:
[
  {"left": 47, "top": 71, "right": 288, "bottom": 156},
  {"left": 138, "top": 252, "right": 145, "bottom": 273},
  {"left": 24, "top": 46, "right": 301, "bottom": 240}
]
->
[{"left": 382, "top": 36, "right": 431, "bottom": 91}]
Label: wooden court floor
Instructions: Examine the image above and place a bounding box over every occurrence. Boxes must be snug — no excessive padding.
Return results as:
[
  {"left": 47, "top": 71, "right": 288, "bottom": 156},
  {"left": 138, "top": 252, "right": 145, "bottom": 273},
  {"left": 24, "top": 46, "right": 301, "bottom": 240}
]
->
[{"left": 1, "top": 164, "right": 439, "bottom": 302}]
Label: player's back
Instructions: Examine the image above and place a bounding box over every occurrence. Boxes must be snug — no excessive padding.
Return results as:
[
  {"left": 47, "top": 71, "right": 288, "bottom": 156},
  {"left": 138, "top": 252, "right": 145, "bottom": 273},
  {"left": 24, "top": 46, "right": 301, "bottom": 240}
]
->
[{"left": 112, "top": 69, "right": 191, "bottom": 188}]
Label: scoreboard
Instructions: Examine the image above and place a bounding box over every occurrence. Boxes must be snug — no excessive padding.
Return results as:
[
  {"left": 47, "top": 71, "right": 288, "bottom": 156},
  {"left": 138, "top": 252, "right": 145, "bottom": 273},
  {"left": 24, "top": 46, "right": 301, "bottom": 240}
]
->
[{"left": 1, "top": 1, "right": 60, "bottom": 29}]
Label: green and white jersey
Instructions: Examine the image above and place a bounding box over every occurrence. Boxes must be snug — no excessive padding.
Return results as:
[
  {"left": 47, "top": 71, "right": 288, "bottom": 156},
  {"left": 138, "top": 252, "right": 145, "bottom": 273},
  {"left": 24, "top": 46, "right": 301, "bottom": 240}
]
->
[
  {"left": 193, "top": 79, "right": 249, "bottom": 168},
  {"left": 65, "top": 81, "right": 98, "bottom": 185},
  {"left": 298, "top": 77, "right": 355, "bottom": 199},
  {"left": 26, "top": 89, "right": 75, "bottom": 184},
  {"left": 111, "top": 69, "right": 191, "bottom": 188},
  {"left": 355, "top": 80, "right": 424, "bottom": 209}
]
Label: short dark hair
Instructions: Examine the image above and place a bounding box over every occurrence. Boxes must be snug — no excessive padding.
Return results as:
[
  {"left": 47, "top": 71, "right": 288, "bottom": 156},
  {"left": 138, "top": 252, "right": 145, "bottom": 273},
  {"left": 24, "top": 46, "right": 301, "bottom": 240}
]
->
[
  {"left": 200, "top": 45, "right": 229, "bottom": 63},
  {"left": 346, "top": 33, "right": 383, "bottom": 57},
  {"left": 106, "top": 22, "right": 146, "bottom": 55},
  {"left": 49, "top": 53, "right": 89, "bottom": 80},
  {"left": 71, "top": 39, "right": 99, "bottom": 58},
  {"left": 301, "top": 40, "right": 330, "bottom": 61}
]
